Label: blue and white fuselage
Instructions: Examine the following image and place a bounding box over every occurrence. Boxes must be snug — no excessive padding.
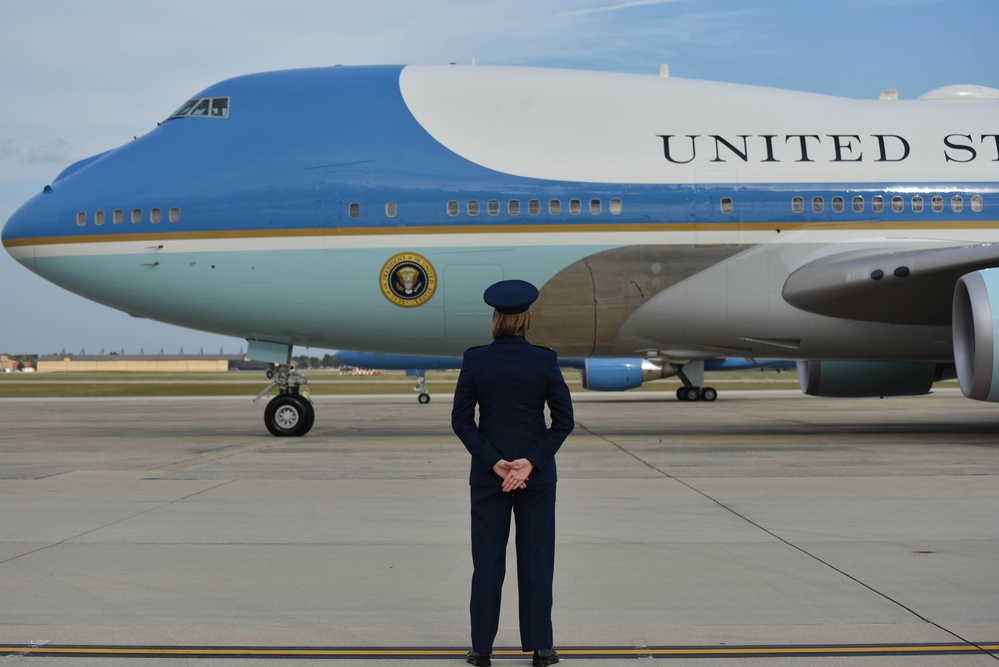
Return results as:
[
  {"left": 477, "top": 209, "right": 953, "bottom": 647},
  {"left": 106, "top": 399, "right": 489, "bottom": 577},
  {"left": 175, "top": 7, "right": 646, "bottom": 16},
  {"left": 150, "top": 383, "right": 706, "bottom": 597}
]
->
[{"left": 4, "top": 64, "right": 999, "bottom": 422}]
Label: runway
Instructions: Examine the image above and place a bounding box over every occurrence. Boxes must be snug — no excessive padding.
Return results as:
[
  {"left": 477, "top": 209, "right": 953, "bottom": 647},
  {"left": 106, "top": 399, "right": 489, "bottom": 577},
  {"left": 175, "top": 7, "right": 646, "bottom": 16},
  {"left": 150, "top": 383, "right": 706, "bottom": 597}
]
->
[{"left": 1, "top": 389, "right": 997, "bottom": 666}]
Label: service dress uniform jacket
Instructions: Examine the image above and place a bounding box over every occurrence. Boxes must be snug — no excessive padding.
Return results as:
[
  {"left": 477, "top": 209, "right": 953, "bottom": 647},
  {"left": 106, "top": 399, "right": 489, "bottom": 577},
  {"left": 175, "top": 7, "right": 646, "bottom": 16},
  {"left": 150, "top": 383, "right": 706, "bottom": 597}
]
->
[{"left": 451, "top": 335, "right": 574, "bottom": 654}]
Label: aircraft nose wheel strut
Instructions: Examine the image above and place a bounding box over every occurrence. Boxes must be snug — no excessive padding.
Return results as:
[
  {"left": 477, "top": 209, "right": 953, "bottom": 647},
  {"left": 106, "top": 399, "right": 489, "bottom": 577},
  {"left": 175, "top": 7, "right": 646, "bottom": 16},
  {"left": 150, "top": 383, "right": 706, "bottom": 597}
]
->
[
  {"left": 413, "top": 371, "right": 431, "bottom": 404},
  {"left": 254, "top": 364, "right": 315, "bottom": 436}
]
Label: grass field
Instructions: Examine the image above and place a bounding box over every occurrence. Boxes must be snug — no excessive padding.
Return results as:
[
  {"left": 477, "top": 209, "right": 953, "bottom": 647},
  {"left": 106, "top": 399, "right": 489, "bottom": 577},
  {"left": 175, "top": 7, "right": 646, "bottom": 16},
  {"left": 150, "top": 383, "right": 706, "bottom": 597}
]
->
[{"left": 0, "top": 368, "right": 807, "bottom": 398}]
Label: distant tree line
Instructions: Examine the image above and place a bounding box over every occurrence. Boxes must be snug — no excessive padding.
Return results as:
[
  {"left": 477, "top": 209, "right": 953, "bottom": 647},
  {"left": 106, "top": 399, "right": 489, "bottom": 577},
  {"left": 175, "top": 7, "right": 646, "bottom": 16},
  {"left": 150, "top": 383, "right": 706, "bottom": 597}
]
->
[
  {"left": 1, "top": 353, "right": 37, "bottom": 362},
  {"left": 293, "top": 354, "right": 341, "bottom": 369},
  {"left": 3, "top": 351, "right": 345, "bottom": 369}
]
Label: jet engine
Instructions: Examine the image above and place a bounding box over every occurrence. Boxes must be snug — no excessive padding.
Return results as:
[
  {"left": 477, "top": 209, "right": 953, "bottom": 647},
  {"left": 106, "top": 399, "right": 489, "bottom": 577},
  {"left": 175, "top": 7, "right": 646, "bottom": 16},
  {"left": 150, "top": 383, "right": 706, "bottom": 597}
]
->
[
  {"left": 581, "top": 358, "right": 677, "bottom": 391},
  {"left": 797, "top": 360, "right": 950, "bottom": 398},
  {"left": 952, "top": 269, "right": 999, "bottom": 402}
]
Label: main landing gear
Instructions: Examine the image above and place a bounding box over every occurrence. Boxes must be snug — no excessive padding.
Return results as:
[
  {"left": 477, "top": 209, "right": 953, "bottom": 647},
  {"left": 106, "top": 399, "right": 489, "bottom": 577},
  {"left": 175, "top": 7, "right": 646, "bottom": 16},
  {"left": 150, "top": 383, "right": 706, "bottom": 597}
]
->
[
  {"left": 675, "top": 360, "right": 718, "bottom": 402},
  {"left": 675, "top": 385, "right": 718, "bottom": 402},
  {"left": 255, "top": 364, "right": 315, "bottom": 436}
]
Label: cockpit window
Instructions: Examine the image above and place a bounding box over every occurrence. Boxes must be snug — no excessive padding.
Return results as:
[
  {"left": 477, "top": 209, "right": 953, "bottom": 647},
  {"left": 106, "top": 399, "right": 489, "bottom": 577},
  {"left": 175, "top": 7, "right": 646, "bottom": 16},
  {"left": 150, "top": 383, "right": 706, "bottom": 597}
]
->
[
  {"left": 170, "top": 99, "right": 200, "bottom": 117},
  {"left": 166, "top": 97, "right": 229, "bottom": 121},
  {"left": 191, "top": 99, "right": 211, "bottom": 116},
  {"left": 210, "top": 98, "right": 228, "bottom": 117}
]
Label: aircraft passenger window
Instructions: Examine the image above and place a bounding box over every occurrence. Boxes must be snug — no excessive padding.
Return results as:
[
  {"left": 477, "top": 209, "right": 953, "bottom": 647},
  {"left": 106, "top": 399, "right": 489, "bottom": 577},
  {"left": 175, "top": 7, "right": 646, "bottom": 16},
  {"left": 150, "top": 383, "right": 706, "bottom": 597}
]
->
[
  {"left": 210, "top": 98, "right": 229, "bottom": 117},
  {"left": 911, "top": 196, "right": 924, "bottom": 213},
  {"left": 113, "top": 210, "right": 124, "bottom": 225},
  {"left": 872, "top": 196, "right": 884, "bottom": 213},
  {"left": 487, "top": 200, "right": 500, "bottom": 216},
  {"left": 590, "top": 199, "right": 602, "bottom": 215},
  {"left": 529, "top": 199, "right": 541, "bottom": 215},
  {"left": 931, "top": 196, "right": 943, "bottom": 212},
  {"left": 131, "top": 209, "right": 142, "bottom": 224},
  {"left": 831, "top": 196, "right": 844, "bottom": 213},
  {"left": 812, "top": 197, "right": 824, "bottom": 213},
  {"left": 169, "top": 207, "right": 180, "bottom": 223},
  {"left": 852, "top": 196, "right": 864, "bottom": 212},
  {"left": 348, "top": 203, "right": 361, "bottom": 218},
  {"left": 972, "top": 195, "right": 984, "bottom": 212},
  {"left": 569, "top": 199, "right": 582, "bottom": 215},
  {"left": 150, "top": 208, "right": 161, "bottom": 223},
  {"left": 95, "top": 210, "right": 105, "bottom": 225},
  {"left": 447, "top": 200, "right": 459, "bottom": 216},
  {"left": 508, "top": 200, "right": 521, "bottom": 216},
  {"left": 892, "top": 196, "right": 904, "bottom": 212},
  {"left": 467, "top": 200, "right": 480, "bottom": 216},
  {"left": 720, "top": 197, "right": 733, "bottom": 214},
  {"left": 951, "top": 196, "right": 964, "bottom": 212},
  {"left": 549, "top": 199, "right": 561, "bottom": 215},
  {"left": 792, "top": 197, "right": 804, "bottom": 213},
  {"left": 610, "top": 198, "right": 623, "bottom": 214},
  {"left": 385, "top": 202, "right": 398, "bottom": 218},
  {"left": 76, "top": 212, "right": 86, "bottom": 227}
]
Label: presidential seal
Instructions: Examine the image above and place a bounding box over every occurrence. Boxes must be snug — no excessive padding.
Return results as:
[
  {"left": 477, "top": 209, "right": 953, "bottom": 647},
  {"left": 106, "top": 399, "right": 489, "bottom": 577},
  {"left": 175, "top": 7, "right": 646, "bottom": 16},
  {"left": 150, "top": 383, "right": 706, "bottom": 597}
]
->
[{"left": 380, "top": 253, "right": 437, "bottom": 307}]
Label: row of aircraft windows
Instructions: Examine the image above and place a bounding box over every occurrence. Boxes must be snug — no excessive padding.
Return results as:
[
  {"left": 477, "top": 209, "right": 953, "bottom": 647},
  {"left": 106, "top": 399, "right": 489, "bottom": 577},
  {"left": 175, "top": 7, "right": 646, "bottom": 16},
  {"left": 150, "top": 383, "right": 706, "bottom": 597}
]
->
[
  {"left": 344, "top": 198, "right": 626, "bottom": 219},
  {"left": 76, "top": 208, "right": 181, "bottom": 226},
  {"left": 447, "top": 198, "right": 624, "bottom": 217},
  {"left": 73, "top": 194, "right": 986, "bottom": 227},
  {"left": 715, "top": 194, "right": 986, "bottom": 215},
  {"left": 791, "top": 194, "right": 984, "bottom": 215}
]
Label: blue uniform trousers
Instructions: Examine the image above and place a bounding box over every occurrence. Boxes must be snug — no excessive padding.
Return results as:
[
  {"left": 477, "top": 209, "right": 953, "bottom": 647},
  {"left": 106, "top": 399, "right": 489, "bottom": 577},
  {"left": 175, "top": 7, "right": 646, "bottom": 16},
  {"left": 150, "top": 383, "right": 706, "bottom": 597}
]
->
[{"left": 470, "top": 482, "right": 556, "bottom": 653}]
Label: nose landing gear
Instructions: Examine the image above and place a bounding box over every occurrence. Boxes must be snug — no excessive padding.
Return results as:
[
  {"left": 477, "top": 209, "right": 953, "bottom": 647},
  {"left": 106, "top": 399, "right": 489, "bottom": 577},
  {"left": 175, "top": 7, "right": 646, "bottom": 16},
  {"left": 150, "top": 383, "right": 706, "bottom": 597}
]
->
[
  {"left": 412, "top": 370, "right": 431, "bottom": 404},
  {"left": 255, "top": 364, "right": 315, "bottom": 436}
]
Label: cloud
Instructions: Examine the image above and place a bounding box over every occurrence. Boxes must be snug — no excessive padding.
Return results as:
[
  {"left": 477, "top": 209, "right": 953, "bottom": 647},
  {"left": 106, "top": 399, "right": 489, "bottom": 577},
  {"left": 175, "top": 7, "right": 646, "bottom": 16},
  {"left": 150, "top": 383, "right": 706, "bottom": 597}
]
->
[
  {"left": 551, "top": 0, "right": 687, "bottom": 18},
  {"left": 0, "top": 138, "right": 72, "bottom": 164},
  {"left": 24, "top": 139, "right": 72, "bottom": 164},
  {"left": 0, "top": 139, "right": 16, "bottom": 161}
]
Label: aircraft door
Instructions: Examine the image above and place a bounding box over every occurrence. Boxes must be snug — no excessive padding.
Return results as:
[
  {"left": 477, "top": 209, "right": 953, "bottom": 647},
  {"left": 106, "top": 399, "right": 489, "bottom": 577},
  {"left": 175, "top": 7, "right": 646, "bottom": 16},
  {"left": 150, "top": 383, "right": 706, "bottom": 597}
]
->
[
  {"left": 320, "top": 170, "right": 367, "bottom": 248},
  {"left": 444, "top": 264, "right": 503, "bottom": 348}
]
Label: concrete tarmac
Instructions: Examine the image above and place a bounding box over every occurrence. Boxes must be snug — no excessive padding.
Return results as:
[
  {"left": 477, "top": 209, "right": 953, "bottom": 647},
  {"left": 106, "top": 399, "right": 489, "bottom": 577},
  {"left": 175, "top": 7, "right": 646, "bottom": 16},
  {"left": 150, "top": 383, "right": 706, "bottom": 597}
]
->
[{"left": 0, "top": 389, "right": 998, "bottom": 666}]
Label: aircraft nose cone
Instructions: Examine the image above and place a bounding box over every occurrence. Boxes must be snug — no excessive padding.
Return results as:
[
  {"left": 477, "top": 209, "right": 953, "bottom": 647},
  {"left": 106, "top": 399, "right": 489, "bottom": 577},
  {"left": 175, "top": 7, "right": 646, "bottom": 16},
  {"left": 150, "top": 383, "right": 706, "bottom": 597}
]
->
[{"left": 3, "top": 191, "right": 42, "bottom": 269}]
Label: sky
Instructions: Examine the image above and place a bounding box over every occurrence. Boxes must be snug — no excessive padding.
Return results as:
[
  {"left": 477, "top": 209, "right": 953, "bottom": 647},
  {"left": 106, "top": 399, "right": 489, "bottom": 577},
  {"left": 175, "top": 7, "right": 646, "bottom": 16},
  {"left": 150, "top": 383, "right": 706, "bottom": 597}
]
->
[{"left": 2, "top": 0, "right": 997, "bottom": 356}]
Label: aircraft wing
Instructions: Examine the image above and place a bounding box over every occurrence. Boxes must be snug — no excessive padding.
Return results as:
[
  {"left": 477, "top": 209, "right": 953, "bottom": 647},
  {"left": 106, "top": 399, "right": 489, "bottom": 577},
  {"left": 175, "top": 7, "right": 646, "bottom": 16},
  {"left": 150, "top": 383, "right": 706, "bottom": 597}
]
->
[{"left": 783, "top": 243, "right": 999, "bottom": 325}]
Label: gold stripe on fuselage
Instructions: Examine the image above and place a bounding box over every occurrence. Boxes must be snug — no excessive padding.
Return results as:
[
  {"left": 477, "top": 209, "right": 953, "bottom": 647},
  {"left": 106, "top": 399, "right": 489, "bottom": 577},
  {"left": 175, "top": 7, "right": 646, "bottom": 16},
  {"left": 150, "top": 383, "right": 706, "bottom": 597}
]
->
[{"left": 4, "top": 219, "right": 998, "bottom": 249}]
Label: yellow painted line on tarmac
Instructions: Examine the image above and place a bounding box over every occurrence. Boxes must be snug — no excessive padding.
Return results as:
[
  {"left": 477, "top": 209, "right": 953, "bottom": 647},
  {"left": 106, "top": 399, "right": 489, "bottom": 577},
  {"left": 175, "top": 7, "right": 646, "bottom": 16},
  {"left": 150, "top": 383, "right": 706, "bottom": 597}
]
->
[{"left": 2, "top": 642, "right": 998, "bottom": 659}]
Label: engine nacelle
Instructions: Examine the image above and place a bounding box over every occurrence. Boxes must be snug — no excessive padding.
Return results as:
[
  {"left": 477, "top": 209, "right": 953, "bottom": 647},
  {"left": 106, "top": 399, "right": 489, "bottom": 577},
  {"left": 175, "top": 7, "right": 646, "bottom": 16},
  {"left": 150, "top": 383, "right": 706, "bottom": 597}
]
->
[
  {"left": 797, "top": 360, "right": 948, "bottom": 398},
  {"left": 581, "top": 358, "right": 676, "bottom": 391},
  {"left": 953, "top": 269, "right": 999, "bottom": 401}
]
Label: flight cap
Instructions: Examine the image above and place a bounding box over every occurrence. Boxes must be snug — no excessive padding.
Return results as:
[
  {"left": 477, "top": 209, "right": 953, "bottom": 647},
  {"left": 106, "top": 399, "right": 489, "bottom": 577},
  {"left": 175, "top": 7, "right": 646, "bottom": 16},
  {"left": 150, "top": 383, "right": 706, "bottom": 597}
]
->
[{"left": 483, "top": 279, "right": 539, "bottom": 314}]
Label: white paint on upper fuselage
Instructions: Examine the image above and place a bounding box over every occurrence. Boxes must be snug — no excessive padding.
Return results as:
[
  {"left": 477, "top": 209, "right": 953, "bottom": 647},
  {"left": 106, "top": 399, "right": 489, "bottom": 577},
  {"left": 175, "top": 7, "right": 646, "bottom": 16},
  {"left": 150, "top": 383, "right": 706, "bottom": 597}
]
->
[{"left": 399, "top": 65, "right": 998, "bottom": 185}]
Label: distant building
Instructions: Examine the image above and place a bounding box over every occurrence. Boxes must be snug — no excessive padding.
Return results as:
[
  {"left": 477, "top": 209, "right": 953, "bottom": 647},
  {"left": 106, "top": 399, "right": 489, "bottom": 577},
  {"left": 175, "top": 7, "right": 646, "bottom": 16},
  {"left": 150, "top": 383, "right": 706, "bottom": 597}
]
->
[
  {"left": 35, "top": 354, "right": 269, "bottom": 373},
  {"left": 1, "top": 355, "right": 34, "bottom": 373}
]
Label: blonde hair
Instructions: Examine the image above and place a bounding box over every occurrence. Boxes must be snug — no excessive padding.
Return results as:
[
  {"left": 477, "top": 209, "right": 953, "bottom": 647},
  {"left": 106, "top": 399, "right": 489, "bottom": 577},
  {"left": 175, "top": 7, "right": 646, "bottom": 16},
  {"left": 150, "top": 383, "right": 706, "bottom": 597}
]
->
[{"left": 491, "top": 310, "right": 532, "bottom": 338}]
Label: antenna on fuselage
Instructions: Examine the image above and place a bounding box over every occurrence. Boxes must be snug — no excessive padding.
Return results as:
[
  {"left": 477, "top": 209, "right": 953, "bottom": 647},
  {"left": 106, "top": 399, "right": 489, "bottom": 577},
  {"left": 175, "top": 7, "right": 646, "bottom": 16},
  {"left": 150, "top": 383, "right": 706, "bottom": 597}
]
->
[{"left": 659, "top": 64, "right": 670, "bottom": 78}]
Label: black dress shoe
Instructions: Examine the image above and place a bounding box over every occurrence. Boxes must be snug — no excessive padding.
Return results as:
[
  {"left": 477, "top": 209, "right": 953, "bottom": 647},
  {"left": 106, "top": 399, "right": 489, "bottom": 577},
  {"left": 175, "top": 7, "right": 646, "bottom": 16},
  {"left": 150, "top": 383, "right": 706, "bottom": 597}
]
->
[
  {"left": 533, "top": 649, "right": 559, "bottom": 666},
  {"left": 466, "top": 650, "right": 491, "bottom": 666}
]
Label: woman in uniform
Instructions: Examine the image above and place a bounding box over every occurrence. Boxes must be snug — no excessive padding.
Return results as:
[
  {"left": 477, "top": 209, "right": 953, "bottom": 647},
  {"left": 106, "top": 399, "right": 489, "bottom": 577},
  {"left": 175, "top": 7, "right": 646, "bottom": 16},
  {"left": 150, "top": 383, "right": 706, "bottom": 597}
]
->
[{"left": 451, "top": 279, "right": 574, "bottom": 667}]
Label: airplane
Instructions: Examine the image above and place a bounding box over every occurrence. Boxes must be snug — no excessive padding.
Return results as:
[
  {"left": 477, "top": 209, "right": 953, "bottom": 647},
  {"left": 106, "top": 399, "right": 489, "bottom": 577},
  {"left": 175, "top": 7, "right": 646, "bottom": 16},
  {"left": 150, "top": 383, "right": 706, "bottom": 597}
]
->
[
  {"left": 332, "top": 350, "right": 795, "bottom": 404},
  {"left": 3, "top": 63, "right": 998, "bottom": 437}
]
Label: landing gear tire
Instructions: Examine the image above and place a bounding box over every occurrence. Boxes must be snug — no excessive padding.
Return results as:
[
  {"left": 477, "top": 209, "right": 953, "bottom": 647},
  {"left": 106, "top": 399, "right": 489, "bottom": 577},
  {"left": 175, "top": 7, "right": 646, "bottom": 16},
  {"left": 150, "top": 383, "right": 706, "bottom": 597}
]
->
[
  {"left": 265, "top": 394, "right": 314, "bottom": 437},
  {"left": 680, "top": 386, "right": 701, "bottom": 402},
  {"left": 418, "top": 393, "right": 431, "bottom": 404},
  {"left": 701, "top": 386, "right": 718, "bottom": 402}
]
